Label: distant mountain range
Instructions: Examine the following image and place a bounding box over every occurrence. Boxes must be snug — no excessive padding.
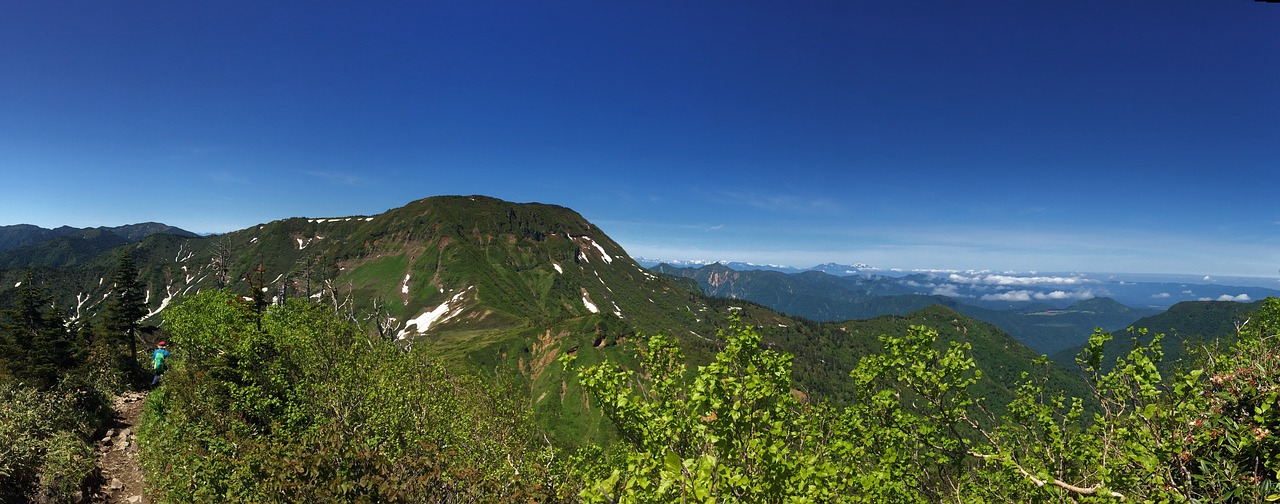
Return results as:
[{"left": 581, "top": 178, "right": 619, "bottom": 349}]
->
[
  {"left": 0, "top": 222, "right": 197, "bottom": 250},
  {"left": 634, "top": 257, "right": 875, "bottom": 276},
  {"left": 0, "top": 223, "right": 198, "bottom": 269},
  {"left": 651, "top": 262, "right": 1166, "bottom": 354},
  {"left": 636, "top": 258, "right": 1280, "bottom": 310}
]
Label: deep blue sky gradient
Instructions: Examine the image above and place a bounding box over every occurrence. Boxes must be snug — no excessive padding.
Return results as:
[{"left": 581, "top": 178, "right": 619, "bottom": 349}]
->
[{"left": 2, "top": 1, "right": 1277, "bottom": 276}]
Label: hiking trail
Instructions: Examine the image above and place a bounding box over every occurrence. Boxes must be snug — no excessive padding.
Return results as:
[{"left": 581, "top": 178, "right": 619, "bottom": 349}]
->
[{"left": 91, "top": 391, "right": 147, "bottom": 504}]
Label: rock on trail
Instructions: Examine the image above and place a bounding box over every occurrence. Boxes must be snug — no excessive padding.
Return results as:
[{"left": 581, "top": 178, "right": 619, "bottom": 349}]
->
[{"left": 92, "top": 391, "right": 147, "bottom": 504}]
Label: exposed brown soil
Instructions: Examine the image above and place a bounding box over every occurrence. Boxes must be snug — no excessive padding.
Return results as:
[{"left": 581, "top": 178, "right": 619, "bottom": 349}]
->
[{"left": 91, "top": 391, "right": 147, "bottom": 504}]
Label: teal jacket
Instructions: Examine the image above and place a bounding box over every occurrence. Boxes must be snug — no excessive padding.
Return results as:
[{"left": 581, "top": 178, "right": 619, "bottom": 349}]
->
[{"left": 153, "top": 347, "right": 169, "bottom": 371}]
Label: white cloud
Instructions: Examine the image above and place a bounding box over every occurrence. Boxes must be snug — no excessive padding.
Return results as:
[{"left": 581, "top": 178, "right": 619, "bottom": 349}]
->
[
  {"left": 949, "top": 273, "right": 1095, "bottom": 287},
  {"left": 1041, "top": 289, "right": 1096, "bottom": 301},
  {"left": 1197, "top": 294, "right": 1250, "bottom": 302},
  {"left": 982, "top": 290, "right": 1033, "bottom": 302},
  {"left": 1203, "top": 275, "right": 1213, "bottom": 282},
  {"left": 931, "top": 284, "right": 964, "bottom": 297},
  {"left": 1182, "top": 290, "right": 1194, "bottom": 295},
  {"left": 1152, "top": 292, "right": 1171, "bottom": 299},
  {"left": 980, "top": 289, "right": 1095, "bottom": 302}
]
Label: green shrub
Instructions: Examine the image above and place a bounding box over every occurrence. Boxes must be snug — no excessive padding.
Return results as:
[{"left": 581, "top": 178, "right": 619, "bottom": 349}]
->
[
  {"left": 0, "top": 382, "right": 104, "bottom": 503},
  {"left": 35, "top": 430, "right": 95, "bottom": 503},
  {"left": 140, "top": 290, "right": 572, "bottom": 502},
  {"left": 569, "top": 301, "right": 1280, "bottom": 502}
]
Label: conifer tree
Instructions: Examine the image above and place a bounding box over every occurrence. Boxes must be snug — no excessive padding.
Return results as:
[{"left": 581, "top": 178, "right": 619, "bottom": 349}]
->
[
  {"left": 246, "top": 260, "right": 268, "bottom": 331},
  {"left": 107, "top": 251, "right": 146, "bottom": 370},
  {"left": 1, "top": 273, "right": 73, "bottom": 388}
]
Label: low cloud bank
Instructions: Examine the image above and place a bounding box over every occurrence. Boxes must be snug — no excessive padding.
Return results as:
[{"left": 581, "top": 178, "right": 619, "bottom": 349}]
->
[
  {"left": 980, "top": 289, "right": 1097, "bottom": 302},
  {"left": 949, "top": 273, "right": 1096, "bottom": 287}
]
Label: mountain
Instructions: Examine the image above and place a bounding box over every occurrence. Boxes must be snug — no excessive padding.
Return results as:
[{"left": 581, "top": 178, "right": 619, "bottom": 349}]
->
[
  {"left": 1050, "top": 299, "right": 1262, "bottom": 373},
  {"left": 636, "top": 258, "right": 874, "bottom": 276},
  {"left": 0, "top": 195, "right": 1091, "bottom": 444},
  {"left": 808, "top": 262, "right": 875, "bottom": 276},
  {"left": 0, "top": 196, "right": 745, "bottom": 441},
  {"left": 640, "top": 258, "right": 1280, "bottom": 311},
  {"left": 654, "top": 263, "right": 1156, "bottom": 354},
  {"left": 0, "top": 223, "right": 198, "bottom": 269},
  {"left": 0, "top": 222, "right": 196, "bottom": 252},
  {"left": 950, "top": 297, "right": 1159, "bottom": 355},
  {"left": 653, "top": 263, "right": 918, "bottom": 318},
  {"left": 779, "top": 304, "right": 1090, "bottom": 414}
]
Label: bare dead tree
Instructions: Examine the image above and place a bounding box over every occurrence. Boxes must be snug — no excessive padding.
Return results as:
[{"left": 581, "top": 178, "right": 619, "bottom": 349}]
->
[{"left": 211, "top": 236, "right": 236, "bottom": 288}]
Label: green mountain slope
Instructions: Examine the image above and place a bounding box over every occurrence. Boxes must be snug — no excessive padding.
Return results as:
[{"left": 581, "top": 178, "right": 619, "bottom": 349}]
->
[
  {"left": 764, "top": 304, "right": 1090, "bottom": 414},
  {"left": 952, "top": 297, "right": 1158, "bottom": 355},
  {"left": 1050, "top": 299, "right": 1262, "bottom": 373}
]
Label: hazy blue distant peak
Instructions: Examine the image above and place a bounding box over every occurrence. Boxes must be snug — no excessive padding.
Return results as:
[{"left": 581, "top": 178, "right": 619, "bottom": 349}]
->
[
  {"left": 632, "top": 257, "right": 722, "bottom": 268},
  {"left": 810, "top": 262, "right": 876, "bottom": 274},
  {"left": 632, "top": 257, "right": 877, "bottom": 276}
]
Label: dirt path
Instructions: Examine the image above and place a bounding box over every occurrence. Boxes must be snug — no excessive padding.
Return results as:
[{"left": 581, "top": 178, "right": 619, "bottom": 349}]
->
[{"left": 91, "top": 391, "right": 147, "bottom": 504}]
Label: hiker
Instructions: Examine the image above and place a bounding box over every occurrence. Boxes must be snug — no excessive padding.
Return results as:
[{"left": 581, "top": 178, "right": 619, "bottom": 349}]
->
[{"left": 151, "top": 340, "right": 169, "bottom": 385}]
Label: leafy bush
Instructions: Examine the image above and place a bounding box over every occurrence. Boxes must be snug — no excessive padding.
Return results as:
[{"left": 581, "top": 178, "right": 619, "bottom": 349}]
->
[
  {"left": 0, "top": 383, "right": 103, "bottom": 503},
  {"left": 566, "top": 316, "right": 855, "bottom": 502},
  {"left": 139, "top": 290, "right": 572, "bottom": 502},
  {"left": 569, "top": 300, "right": 1280, "bottom": 502},
  {"left": 35, "top": 430, "right": 95, "bottom": 503}
]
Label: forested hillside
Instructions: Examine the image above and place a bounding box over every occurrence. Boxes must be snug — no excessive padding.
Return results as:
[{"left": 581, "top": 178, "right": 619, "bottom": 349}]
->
[{"left": 1051, "top": 299, "right": 1263, "bottom": 373}]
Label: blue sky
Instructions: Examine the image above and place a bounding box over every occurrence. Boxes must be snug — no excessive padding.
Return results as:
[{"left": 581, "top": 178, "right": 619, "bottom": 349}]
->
[{"left": 2, "top": 1, "right": 1277, "bottom": 277}]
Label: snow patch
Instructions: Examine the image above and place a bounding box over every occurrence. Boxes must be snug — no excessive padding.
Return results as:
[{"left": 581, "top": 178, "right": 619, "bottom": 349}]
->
[
  {"left": 582, "top": 290, "right": 599, "bottom": 314},
  {"left": 309, "top": 217, "right": 365, "bottom": 224},
  {"left": 402, "top": 274, "right": 411, "bottom": 295},
  {"left": 553, "top": 263, "right": 563, "bottom": 274},
  {"left": 145, "top": 286, "right": 178, "bottom": 320},
  {"left": 72, "top": 292, "right": 90, "bottom": 320},
  {"left": 14, "top": 282, "right": 21, "bottom": 288},
  {"left": 579, "top": 236, "right": 613, "bottom": 263},
  {"left": 397, "top": 287, "right": 473, "bottom": 339}
]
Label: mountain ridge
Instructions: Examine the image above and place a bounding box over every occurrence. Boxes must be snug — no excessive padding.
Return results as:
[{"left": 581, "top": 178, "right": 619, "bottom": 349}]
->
[{"left": 0, "top": 222, "right": 197, "bottom": 251}]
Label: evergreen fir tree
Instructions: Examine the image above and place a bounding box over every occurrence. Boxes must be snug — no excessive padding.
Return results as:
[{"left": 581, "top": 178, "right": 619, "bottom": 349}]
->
[
  {"left": 107, "top": 251, "right": 147, "bottom": 371},
  {"left": 0, "top": 273, "right": 73, "bottom": 388}
]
